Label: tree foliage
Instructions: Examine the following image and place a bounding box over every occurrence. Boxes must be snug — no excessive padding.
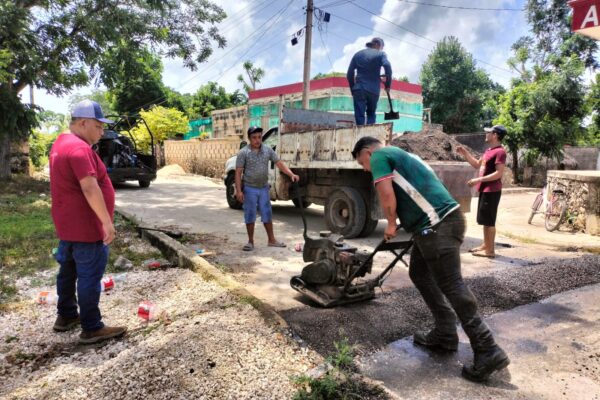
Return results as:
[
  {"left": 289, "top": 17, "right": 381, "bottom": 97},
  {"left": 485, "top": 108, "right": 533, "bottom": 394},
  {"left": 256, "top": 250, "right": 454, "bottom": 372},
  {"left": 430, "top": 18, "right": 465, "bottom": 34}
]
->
[
  {"left": 497, "top": 58, "right": 587, "bottom": 165},
  {"left": 237, "top": 61, "right": 264, "bottom": 94},
  {"left": 0, "top": 0, "right": 227, "bottom": 177},
  {"left": 130, "top": 106, "right": 189, "bottom": 152},
  {"left": 585, "top": 74, "right": 600, "bottom": 145},
  {"left": 102, "top": 46, "right": 167, "bottom": 115},
  {"left": 69, "top": 90, "right": 114, "bottom": 117},
  {"left": 189, "top": 82, "right": 246, "bottom": 119},
  {"left": 508, "top": 0, "right": 598, "bottom": 82},
  {"left": 420, "top": 36, "right": 503, "bottom": 133}
]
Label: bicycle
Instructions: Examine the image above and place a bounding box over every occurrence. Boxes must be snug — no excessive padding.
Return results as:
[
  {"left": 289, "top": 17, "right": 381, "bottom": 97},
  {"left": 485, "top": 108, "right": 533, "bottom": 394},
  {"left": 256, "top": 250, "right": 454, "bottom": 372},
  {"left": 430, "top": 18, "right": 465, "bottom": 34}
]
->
[{"left": 527, "top": 184, "right": 568, "bottom": 232}]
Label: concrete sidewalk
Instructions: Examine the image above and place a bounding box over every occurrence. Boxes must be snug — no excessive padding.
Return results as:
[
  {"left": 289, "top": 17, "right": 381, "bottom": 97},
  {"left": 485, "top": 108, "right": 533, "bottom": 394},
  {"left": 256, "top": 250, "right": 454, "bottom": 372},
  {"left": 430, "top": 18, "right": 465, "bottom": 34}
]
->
[{"left": 358, "top": 284, "right": 600, "bottom": 400}]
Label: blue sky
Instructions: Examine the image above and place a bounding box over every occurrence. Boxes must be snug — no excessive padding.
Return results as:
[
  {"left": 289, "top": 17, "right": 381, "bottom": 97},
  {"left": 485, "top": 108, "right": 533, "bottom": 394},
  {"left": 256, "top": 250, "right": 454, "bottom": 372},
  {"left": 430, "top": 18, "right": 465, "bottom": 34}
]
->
[{"left": 30, "top": 0, "right": 531, "bottom": 114}]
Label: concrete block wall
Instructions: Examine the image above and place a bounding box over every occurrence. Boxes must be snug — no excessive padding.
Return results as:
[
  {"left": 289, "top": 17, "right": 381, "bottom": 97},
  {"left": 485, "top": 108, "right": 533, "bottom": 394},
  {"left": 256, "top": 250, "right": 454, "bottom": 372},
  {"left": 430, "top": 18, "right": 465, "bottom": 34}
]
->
[
  {"left": 547, "top": 170, "right": 600, "bottom": 235},
  {"left": 164, "top": 138, "right": 240, "bottom": 178}
]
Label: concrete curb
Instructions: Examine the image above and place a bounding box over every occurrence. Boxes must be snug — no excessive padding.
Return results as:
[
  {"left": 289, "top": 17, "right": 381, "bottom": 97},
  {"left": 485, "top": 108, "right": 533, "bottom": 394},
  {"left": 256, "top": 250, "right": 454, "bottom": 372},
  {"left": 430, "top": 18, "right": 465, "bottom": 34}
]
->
[{"left": 116, "top": 208, "right": 290, "bottom": 331}]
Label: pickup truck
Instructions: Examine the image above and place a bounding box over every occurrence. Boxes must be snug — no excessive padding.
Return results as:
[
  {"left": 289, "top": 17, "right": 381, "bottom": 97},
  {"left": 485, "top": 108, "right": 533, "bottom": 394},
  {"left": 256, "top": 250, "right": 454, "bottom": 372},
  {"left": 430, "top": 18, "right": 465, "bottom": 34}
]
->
[{"left": 224, "top": 108, "right": 475, "bottom": 238}]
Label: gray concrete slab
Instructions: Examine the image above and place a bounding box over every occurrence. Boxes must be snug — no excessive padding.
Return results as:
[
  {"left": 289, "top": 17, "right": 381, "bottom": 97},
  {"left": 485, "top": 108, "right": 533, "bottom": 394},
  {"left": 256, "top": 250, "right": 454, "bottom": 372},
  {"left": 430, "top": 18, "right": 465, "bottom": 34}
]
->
[{"left": 358, "top": 284, "right": 600, "bottom": 400}]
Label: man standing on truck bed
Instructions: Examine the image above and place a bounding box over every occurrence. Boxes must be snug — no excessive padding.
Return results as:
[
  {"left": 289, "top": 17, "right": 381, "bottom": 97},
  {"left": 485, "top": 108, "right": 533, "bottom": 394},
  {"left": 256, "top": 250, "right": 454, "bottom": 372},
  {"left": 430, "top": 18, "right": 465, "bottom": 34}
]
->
[
  {"left": 351, "top": 136, "right": 509, "bottom": 383},
  {"left": 235, "top": 126, "right": 300, "bottom": 251},
  {"left": 346, "top": 37, "right": 392, "bottom": 126}
]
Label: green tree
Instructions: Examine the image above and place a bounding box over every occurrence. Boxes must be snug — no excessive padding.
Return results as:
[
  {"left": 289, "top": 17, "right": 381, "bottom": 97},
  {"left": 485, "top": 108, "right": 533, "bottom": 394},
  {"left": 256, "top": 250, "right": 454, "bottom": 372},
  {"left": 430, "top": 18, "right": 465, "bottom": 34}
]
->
[
  {"left": 164, "top": 87, "right": 194, "bottom": 116},
  {"left": 0, "top": 0, "right": 226, "bottom": 178},
  {"left": 585, "top": 74, "right": 600, "bottom": 145},
  {"left": 69, "top": 90, "right": 115, "bottom": 117},
  {"left": 130, "top": 106, "right": 189, "bottom": 152},
  {"left": 420, "top": 36, "right": 502, "bottom": 133},
  {"left": 102, "top": 46, "right": 167, "bottom": 115},
  {"left": 237, "top": 61, "right": 264, "bottom": 94},
  {"left": 189, "top": 82, "right": 246, "bottom": 119},
  {"left": 312, "top": 72, "right": 346, "bottom": 79},
  {"left": 508, "top": 1, "right": 598, "bottom": 82},
  {"left": 497, "top": 58, "right": 587, "bottom": 181}
]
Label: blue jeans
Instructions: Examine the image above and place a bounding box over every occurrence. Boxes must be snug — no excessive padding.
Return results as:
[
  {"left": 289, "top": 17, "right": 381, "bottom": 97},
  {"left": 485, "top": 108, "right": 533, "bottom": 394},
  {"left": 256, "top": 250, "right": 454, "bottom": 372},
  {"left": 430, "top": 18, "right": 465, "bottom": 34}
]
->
[
  {"left": 352, "top": 89, "right": 379, "bottom": 125},
  {"left": 55, "top": 241, "right": 108, "bottom": 331},
  {"left": 243, "top": 185, "right": 272, "bottom": 224}
]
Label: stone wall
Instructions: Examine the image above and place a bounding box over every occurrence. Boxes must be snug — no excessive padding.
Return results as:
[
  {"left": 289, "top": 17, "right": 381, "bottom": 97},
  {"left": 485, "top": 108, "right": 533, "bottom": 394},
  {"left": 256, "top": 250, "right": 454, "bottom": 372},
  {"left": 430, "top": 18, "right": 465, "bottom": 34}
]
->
[
  {"left": 164, "top": 138, "right": 241, "bottom": 178},
  {"left": 547, "top": 170, "right": 600, "bottom": 235},
  {"left": 10, "top": 140, "right": 30, "bottom": 175}
]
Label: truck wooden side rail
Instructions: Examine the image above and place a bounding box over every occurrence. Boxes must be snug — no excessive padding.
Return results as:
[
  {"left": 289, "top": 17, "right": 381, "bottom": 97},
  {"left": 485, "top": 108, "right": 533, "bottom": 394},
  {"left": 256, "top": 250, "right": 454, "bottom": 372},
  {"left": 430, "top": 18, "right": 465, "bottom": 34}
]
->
[{"left": 224, "top": 107, "right": 475, "bottom": 239}]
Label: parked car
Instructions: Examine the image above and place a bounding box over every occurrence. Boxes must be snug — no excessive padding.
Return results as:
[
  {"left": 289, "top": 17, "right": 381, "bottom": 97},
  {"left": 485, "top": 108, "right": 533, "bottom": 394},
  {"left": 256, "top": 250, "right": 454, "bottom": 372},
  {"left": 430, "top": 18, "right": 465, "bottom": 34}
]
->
[{"left": 94, "top": 115, "right": 157, "bottom": 188}]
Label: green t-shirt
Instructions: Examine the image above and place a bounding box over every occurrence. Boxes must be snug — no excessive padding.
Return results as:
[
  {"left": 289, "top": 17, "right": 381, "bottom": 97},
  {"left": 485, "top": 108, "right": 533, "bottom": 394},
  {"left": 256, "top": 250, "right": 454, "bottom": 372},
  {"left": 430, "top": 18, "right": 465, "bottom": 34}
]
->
[{"left": 370, "top": 146, "right": 459, "bottom": 233}]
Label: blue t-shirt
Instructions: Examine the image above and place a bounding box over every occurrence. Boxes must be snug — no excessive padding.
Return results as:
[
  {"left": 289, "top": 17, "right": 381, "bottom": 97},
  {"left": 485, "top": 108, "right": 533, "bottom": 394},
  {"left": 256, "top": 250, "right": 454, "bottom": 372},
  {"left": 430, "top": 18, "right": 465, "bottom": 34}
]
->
[{"left": 346, "top": 48, "right": 392, "bottom": 95}]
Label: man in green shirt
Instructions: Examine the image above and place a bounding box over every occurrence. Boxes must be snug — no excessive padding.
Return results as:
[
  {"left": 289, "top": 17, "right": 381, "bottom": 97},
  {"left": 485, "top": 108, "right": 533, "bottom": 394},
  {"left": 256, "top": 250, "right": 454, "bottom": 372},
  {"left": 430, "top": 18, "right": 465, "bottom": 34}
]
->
[{"left": 352, "top": 136, "right": 509, "bottom": 382}]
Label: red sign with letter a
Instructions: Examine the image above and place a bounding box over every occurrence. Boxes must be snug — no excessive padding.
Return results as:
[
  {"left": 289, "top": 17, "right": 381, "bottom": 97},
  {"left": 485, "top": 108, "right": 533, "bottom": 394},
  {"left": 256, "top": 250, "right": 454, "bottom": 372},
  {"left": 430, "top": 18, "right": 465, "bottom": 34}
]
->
[{"left": 569, "top": 0, "right": 600, "bottom": 39}]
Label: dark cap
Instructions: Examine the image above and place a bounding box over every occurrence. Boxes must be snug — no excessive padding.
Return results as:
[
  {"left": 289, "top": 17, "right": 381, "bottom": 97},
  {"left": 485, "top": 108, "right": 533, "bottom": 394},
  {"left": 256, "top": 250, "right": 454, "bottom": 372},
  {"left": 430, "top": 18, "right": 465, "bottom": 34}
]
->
[
  {"left": 484, "top": 124, "right": 507, "bottom": 139},
  {"left": 351, "top": 136, "right": 382, "bottom": 159},
  {"left": 366, "top": 37, "right": 384, "bottom": 48},
  {"left": 247, "top": 126, "right": 263, "bottom": 136}
]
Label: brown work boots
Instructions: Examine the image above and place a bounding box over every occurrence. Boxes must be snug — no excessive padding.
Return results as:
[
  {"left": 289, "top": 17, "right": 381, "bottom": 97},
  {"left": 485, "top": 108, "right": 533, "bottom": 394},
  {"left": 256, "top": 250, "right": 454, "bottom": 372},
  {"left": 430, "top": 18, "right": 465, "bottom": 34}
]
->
[{"left": 79, "top": 325, "right": 128, "bottom": 344}]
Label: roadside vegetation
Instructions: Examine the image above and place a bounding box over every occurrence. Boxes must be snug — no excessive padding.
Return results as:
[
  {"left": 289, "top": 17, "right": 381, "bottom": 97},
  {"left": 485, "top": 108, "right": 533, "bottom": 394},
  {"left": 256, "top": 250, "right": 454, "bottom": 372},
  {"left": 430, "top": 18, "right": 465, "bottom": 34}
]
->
[
  {"left": 0, "top": 175, "right": 162, "bottom": 305},
  {"left": 292, "top": 337, "right": 389, "bottom": 400}
]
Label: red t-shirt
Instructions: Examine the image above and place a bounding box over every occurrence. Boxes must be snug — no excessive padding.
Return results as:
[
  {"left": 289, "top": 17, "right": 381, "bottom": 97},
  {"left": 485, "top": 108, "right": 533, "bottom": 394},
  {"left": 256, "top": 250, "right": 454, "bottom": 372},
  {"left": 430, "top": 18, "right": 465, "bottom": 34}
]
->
[
  {"left": 49, "top": 132, "right": 115, "bottom": 242},
  {"left": 477, "top": 145, "right": 506, "bottom": 193}
]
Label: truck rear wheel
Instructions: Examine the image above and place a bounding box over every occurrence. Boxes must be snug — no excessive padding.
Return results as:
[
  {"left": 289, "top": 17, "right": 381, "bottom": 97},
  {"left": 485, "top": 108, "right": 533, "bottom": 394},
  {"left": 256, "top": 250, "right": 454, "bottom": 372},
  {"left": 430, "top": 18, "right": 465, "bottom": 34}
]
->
[
  {"left": 325, "top": 187, "right": 366, "bottom": 239},
  {"left": 138, "top": 179, "right": 151, "bottom": 188},
  {"left": 225, "top": 174, "right": 243, "bottom": 210}
]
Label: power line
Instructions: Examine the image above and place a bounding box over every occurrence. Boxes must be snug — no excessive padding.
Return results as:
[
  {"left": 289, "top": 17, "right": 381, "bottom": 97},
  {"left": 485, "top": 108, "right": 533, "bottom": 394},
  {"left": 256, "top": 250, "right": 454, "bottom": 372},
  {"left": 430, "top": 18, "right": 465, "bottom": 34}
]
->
[
  {"left": 129, "top": 1, "right": 299, "bottom": 113},
  {"left": 398, "top": 0, "right": 524, "bottom": 12},
  {"left": 347, "top": 2, "right": 516, "bottom": 76}
]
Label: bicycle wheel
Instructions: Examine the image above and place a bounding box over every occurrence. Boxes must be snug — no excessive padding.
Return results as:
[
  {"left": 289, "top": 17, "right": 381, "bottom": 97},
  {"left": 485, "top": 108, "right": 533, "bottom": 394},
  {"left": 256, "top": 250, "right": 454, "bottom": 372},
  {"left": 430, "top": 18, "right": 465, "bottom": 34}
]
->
[
  {"left": 528, "top": 194, "right": 543, "bottom": 224},
  {"left": 545, "top": 195, "right": 567, "bottom": 232}
]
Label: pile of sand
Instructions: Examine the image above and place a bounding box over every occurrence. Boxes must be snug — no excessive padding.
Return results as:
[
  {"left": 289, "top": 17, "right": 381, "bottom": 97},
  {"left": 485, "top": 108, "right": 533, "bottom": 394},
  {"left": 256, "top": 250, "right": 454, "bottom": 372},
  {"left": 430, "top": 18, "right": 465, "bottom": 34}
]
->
[
  {"left": 391, "top": 128, "right": 479, "bottom": 161},
  {"left": 157, "top": 164, "right": 187, "bottom": 177}
]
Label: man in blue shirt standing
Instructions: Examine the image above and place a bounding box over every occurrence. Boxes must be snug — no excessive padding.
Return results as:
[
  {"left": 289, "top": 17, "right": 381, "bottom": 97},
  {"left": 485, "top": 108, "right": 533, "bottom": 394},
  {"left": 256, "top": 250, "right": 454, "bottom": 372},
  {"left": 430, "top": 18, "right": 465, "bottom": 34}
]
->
[{"left": 346, "top": 37, "right": 392, "bottom": 125}]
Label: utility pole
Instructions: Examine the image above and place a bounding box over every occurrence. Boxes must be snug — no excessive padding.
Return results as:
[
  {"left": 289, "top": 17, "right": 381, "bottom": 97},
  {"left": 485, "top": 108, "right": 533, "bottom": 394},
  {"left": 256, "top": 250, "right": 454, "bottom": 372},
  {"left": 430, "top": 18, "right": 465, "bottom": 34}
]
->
[{"left": 302, "top": 0, "right": 313, "bottom": 110}]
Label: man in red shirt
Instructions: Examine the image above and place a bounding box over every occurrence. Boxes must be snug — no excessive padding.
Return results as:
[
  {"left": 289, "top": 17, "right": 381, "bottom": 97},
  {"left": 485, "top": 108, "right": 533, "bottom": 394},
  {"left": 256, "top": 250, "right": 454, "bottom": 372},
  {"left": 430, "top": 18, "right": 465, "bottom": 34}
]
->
[
  {"left": 49, "top": 100, "right": 127, "bottom": 344},
  {"left": 457, "top": 125, "right": 507, "bottom": 258}
]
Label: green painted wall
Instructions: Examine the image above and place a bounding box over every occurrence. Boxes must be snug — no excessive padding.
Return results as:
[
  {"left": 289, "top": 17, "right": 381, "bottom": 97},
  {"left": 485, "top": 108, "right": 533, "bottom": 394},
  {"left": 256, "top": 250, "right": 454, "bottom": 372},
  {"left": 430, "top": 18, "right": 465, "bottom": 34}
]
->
[
  {"left": 185, "top": 118, "right": 212, "bottom": 140},
  {"left": 248, "top": 95, "right": 422, "bottom": 133}
]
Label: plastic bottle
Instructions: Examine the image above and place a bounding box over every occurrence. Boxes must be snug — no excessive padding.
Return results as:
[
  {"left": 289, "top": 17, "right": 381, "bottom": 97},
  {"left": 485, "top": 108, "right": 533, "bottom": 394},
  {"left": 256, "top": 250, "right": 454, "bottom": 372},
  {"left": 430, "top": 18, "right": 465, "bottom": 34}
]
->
[
  {"left": 100, "top": 276, "right": 114, "bottom": 291},
  {"left": 137, "top": 300, "right": 160, "bottom": 321},
  {"left": 36, "top": 291, "right": 58, "bottom": 305},
  {"left": 113, "top": 273, "right": 127, "bottom": 283}
]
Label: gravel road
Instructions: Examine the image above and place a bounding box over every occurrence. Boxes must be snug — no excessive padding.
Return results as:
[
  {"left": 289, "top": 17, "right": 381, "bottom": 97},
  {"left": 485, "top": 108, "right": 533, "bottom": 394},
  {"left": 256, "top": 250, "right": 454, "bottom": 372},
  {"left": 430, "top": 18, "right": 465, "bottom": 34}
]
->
[{"left": 0, "top": 268, "right": 320, "bottom": 399}]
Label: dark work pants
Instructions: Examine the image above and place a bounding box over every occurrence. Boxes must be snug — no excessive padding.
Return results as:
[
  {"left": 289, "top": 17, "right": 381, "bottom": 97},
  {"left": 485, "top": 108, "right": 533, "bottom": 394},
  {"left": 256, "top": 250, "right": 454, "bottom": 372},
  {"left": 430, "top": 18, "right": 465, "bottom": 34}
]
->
[
  {"left": 352, "top": 89, "right": 379, "bottom": 125},
  {"left": 409, "top": 210, "right": 496, "bottom": 352}
]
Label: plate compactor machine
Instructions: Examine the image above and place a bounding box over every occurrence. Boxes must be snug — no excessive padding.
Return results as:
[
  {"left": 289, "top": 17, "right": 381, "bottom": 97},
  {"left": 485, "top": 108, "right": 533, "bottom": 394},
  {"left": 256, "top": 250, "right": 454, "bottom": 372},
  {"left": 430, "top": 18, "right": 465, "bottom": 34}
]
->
[{"left": 290, "top": 185, "right": 414, "bottom": 307}]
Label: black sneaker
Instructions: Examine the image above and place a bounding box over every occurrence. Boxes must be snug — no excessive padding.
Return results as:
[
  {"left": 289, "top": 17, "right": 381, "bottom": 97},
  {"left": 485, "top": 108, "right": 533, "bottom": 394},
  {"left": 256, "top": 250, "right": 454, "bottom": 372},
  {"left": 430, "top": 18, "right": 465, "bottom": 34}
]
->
[
  {"left": 53, "top": 315, "right": 80, "bottom": 332},
  {"left": 462, "top": 346, "right": 510, "bottom": 382},
  {"left": 413, "top": 330, "right": 458, "bottom": 352}
]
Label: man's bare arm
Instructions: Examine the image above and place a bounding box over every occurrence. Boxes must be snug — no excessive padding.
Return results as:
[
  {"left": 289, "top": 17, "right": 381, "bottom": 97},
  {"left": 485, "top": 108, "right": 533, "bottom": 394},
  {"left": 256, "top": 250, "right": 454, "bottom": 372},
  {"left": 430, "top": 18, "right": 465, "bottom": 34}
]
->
[{"left": 375, "top": 178, "right": 398, "bottom": 240}]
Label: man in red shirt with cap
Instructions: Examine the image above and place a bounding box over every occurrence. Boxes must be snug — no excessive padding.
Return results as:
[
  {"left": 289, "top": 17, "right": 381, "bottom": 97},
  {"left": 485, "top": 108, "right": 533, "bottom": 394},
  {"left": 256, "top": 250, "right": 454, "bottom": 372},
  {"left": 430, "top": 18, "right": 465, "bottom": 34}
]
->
[
  {"left": 457, "top": 125, "right": 508, "bottom": 258},
  {"left": 49, "top": 99, "right": 127, "bottom": 344}
]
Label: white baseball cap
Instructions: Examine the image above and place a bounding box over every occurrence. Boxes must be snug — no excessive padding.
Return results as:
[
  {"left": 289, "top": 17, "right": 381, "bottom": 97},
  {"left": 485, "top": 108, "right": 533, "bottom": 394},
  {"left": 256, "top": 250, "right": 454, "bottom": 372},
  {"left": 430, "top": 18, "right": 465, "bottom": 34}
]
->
[{"left": 71, "top": 100, "right": 113, "bottom": 124}]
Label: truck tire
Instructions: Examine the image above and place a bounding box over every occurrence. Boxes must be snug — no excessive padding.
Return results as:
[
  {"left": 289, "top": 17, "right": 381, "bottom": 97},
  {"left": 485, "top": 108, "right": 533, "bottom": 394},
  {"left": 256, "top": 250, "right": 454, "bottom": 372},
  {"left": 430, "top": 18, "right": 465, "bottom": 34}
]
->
[
  {"left": 225, "top": 174, "right": 243, "bottom": 210},
  {"left": 138, "top": 180, "right": 151, "bottom": 188},
  {"left": 359, "top": 218, "right": 378, "bottom": 237},
  {"left": 325, "top": 187, "right": 367, "bottom": 239},
  {"left": 292, "top": 198, "right": 312, "bottom": 209}
]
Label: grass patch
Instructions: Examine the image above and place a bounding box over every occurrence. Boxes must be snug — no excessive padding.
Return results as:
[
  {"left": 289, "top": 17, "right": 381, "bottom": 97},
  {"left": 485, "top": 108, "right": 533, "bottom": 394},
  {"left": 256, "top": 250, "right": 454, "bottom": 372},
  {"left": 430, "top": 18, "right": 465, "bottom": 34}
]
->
[
  {"left": 498, "top": 231, "right": 539, "bottom": 244},
  {"left": 292, "top": 337, "right": 388, "bottom": 400},
  {"left": 0, "top": 176, "right": 55, "bottom": 302}
]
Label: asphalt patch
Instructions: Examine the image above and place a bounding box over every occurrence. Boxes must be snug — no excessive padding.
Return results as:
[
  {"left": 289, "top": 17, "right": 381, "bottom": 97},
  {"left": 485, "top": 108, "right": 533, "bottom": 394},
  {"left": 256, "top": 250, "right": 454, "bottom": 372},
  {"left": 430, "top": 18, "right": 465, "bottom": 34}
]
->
[{"left": 281, "top": 254, "right": 600, "bottom": 356}]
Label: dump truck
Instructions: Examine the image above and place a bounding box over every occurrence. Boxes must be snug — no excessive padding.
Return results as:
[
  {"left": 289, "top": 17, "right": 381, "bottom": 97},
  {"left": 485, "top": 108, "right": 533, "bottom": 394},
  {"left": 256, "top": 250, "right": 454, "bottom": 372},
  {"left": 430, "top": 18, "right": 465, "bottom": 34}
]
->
[{"left": 224, "top": 107, "right": 476, "bottom": 238}]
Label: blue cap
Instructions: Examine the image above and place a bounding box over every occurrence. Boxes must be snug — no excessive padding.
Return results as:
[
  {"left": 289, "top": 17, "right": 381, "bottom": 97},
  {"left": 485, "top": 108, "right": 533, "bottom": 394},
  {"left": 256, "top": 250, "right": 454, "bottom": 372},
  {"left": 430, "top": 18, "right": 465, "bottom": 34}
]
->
[{"left": 71, "top": 100, "right": 113, "bottom": 124}]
